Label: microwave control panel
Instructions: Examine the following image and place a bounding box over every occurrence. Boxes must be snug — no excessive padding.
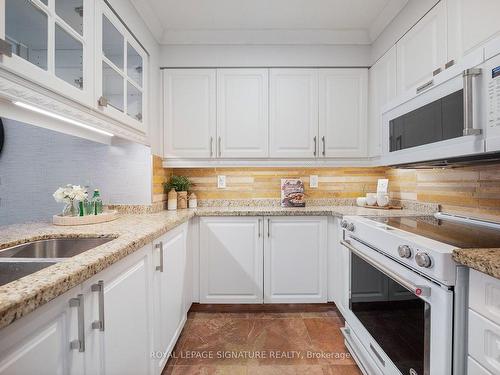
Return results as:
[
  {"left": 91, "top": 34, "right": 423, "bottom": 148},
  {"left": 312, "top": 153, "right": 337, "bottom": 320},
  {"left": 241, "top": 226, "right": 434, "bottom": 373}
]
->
[{"left": 488, "top": 65, "right": 500, "bottom": 128}]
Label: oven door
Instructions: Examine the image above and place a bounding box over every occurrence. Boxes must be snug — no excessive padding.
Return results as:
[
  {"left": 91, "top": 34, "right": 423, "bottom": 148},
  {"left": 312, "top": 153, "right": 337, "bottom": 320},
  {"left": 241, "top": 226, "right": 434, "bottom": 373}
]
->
[{"left": 341, "top": 238, "right": 454, "bottom": 375}]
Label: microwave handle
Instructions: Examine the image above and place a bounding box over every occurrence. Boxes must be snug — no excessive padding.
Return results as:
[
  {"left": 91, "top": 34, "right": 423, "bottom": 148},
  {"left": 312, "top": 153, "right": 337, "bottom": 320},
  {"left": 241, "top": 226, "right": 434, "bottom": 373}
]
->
[
  {"left": 341, "top": 239, "right": 431, "bottom": 298},
  {"left": 463, "top": 68, "right": 482, "bottom": 136}
]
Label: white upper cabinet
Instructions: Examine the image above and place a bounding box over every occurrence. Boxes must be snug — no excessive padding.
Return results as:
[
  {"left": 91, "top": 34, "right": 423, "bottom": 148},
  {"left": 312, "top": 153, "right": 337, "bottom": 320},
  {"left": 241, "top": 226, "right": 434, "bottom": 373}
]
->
[
  {"left": 269, "top": 69, "right": 319, "bottom": 158},
  {"left": 368, "top": 47, "right": 397, "bottom": 157},
  {"left": 319, "top": 69, "right": 368, "bottom": 158},
  {"left": 95, "top": 0, "right": 147, "bottom": 132},
  {"left": 1, "top": 0, "right": 93, "bottom": 105},
  {"left": 217, "top": 69, "right": 269, "bottom": 158},
  {"left": 447, "top": 0, "right": 500, "bottom": 61},
  {"left": 396, "top": 1, "right": 447, "bottom": 95},
  {"left": 163, "top": 69, "right": 216, "bottom": 158}
]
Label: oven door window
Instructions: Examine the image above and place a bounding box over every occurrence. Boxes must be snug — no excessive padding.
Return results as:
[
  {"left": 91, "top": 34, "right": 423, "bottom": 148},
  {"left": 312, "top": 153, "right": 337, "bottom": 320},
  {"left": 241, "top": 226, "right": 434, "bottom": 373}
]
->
[{"left": 350, "top": 253, "right": 429, "bottom": 375}]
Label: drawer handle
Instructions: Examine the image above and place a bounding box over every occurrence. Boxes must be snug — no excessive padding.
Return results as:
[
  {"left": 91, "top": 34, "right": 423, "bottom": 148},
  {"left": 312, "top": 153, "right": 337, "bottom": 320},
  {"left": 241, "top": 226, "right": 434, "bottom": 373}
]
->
[{"left": 370, "top": 343, "right": 385, "bottom": 367}]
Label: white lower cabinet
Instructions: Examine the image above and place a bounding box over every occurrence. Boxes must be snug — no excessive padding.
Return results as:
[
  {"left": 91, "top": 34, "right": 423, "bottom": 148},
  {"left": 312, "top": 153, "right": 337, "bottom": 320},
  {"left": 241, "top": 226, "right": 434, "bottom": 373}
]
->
[
  {"left": 199, "top": 217, "right": 264, "bottom": 303},
  {"left": 468, "top": 269, "right": 500, "bottom": 375},
  {"left": 329, "top": 217, "right": 349, "bottom": 315},
  {"left": 0, "top": 286, "right": 85, "bottom": 375},
  {"left": 264, "top": 217, "right": 327, "bottom": 303},
  {"left": 84, "top": 244, "right": 154, "bottom": 375},
  {"left": 199, "top": 216, "right": 328, "bottom": 304},
  {"left": 153, "top": 223, "right": 190, "bottom": 373}
]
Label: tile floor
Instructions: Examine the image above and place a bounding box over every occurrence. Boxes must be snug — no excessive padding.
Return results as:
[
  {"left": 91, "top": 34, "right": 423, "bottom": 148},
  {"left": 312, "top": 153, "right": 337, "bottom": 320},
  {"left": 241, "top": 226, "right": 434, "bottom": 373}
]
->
[{"left": 163, "top": 307, "right": 362, "bottom": 375}]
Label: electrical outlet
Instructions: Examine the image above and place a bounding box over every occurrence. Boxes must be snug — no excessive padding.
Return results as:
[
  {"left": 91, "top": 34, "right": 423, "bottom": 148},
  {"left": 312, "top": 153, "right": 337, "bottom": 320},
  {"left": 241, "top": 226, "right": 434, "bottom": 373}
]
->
[
  {"left": 310, "top": 175, "right": 319, "bottom": 188},
  {"left": 217, "top": 175, "right": 226, "bottom": 188}
]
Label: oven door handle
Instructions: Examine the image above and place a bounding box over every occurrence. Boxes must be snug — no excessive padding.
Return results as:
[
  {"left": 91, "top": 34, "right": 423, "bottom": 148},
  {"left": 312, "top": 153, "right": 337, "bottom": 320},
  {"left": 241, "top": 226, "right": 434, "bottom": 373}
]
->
[{"left": 341, "top": 240, "right": 431, "bottom": 298}]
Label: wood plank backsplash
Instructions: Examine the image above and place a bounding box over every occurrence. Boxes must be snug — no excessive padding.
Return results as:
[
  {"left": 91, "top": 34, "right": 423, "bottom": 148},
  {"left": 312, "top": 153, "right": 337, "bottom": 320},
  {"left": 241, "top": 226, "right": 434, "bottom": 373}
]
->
[
  {"left": 168, "top": 162, "right": 500, "bottom": 220},
  {"left": 170, "top": 167, "right": 388, "bottom": 200},
  {"left": 387, "top": 162, "right": 500, "bottom": 220}
]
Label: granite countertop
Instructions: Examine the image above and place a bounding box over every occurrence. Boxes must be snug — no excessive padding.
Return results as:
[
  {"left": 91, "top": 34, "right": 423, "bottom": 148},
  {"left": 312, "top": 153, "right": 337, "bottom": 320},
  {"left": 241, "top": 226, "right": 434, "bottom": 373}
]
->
[
  {"left": 453, "top": 248, "right": 500, "bottom": 280},
  {"left": 0, "top": 205, "right": 426, "bottom": 330}
]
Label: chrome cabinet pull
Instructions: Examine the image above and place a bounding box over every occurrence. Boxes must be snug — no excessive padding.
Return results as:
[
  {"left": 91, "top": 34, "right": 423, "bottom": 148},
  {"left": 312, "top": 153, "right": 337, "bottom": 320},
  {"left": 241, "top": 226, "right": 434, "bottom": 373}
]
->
[
  {"left": 258, "top": 219, "right": 261, "bottom": 237},
  {"left": 69, "top": 294, "right": 85, "bottom": 352},
  {"left": 416, "top": 80, "right": 434, "bottom": 94},
  {"left": 210, "top": 137, "right": 214, "bottom": 157},
  {"left": 341, "top": 240, "right": 431, "bottom": 298},
  {"left": 218, "top": 136, "right": 222, "bottom": 157},
  {"left": 155, "top": 242, "right": 164, "bottom": 272},
  {"left": 267, "top": 219, "right": 270, "bottom": 237},
  {"left": 91, "top": 280, "right": 105, "bottom": 331},
  {"left": 463, "top": 68, "right": 482, "bottom": 136},
  {"left": 369, "top": 343, "right": 386, "bottom": 367},
  {"left": 445, "top": 60, "right": 455, "bottom": 69},
  {"left": 432, "top": 67, "right": 442, "bottom": 76},
  {"left": 313, "top": 136, "right": 317, "bottom": 157},
  {"left": 0, "top": 39, "right": 12, "bottom": 57},
  {"left": 321, "top": 136, "right": 325, "bottom": 156}
]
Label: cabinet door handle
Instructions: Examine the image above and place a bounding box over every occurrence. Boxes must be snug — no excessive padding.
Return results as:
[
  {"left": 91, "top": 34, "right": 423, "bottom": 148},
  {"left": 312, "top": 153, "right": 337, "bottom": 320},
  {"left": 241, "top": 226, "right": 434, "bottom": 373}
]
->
[
  {"left": 313, "top": 136, "right": 317, "bottom": 157},
  {"left": 416, "top": 80, "right": 434, "bottom": 94},
  {"left": 267, "top": 219, "right": 270, "bottom": 237},
  {"left": 91, "top": 280, "right": 105, "bottom": 331},
  {"left": 69, "top": 294, "right": 85, "bottom": 352},
  {"left": 218, "top": 136, "right": 222, "bottom": 157},
  {"left": 258, "top": 219, "right": 261, "bottom": 237},
  {"left": 210, "top": 137, "right": 214, "bottom": 157},
  {"left": 321, "top": 136, "right": 326, "bottom": 156},
  {"left": 98, "top": 96, "right": 108, "bottom": 107},
  {"left": 155, "top": 242, "right": 164, "bottom": 272}
]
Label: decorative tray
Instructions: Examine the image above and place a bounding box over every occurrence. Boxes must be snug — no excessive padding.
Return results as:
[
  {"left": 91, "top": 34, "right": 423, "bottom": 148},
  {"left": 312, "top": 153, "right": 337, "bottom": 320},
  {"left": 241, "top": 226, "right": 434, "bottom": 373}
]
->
[
  {"left": 364, "top": 205, "right": 403, "bottom": 210},
  {"left": 53, "top": 210, "right": 120, "bottom": 226}
]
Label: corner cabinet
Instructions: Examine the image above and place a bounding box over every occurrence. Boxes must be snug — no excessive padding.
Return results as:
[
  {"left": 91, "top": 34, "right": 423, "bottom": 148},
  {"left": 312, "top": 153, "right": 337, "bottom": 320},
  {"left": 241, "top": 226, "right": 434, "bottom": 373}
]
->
[
  {"left": 396, "top": 0, "right": 447, "bottom": 95},
  {"left": 319, "top": 69, "right": 368, "bottom": 158},
  {"left": 0, "top": 0, "right": 149, "bottom": 144}
]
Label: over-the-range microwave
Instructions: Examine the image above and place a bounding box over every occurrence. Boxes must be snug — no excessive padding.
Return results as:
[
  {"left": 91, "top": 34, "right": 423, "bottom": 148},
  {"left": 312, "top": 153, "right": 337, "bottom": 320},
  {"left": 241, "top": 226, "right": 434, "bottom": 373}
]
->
[{"left": 381, "top": 40, "right": 500, "bottom": 166}]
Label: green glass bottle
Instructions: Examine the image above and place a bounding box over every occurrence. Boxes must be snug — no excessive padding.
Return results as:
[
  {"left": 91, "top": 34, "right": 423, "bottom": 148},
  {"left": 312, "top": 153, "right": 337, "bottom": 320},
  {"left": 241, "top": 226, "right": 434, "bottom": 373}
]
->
[{"left": 91, "top": 189, "right": 103, "bottom": 215}]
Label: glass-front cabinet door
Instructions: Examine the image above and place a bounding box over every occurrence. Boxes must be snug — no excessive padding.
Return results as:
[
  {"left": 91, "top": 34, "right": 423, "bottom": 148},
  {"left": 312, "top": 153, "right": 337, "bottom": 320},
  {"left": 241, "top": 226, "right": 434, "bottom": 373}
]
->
[
  {"left": 0, "top": 0, "right": 93, "bottom": 105},
  {"left": 96, "top": 1, "right": 146, "bottom": 131}
]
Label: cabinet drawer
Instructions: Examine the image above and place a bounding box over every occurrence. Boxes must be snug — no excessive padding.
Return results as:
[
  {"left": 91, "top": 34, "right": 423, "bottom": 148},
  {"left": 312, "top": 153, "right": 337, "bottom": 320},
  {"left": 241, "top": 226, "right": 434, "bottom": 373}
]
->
[
  {"left": 470, "top": 269, "right": 500, "bottom": 325},
  {"left": 468, "top": 356, "right": 493, "bottom": 375},
  {"left": 469, "top": 310, "right": 500, "bottom": 374}
]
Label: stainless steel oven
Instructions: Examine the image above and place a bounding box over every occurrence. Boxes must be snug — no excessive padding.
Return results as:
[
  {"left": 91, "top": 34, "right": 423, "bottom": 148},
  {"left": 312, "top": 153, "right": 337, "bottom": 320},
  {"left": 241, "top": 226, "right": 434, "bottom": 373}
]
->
[{"left": 341, "top": 237, "right": 456, "bottom": 375}]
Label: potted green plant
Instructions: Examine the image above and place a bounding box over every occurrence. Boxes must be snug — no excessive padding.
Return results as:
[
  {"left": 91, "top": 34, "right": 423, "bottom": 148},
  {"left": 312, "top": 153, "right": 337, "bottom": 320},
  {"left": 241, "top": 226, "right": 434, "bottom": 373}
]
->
[{"left": 164, "top": 176, "right": 192, "bottom": 209}]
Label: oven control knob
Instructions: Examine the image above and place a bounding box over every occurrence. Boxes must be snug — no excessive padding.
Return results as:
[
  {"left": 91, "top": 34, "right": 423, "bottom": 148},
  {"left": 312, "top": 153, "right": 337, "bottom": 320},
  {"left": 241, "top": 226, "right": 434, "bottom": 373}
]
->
[
  {"left": 340, "top": 220, "right": 348, "bottom": 229},
  {"left": 347, "top": 223, "right": 355, "bottom": 232},
  {"left": 415, "top": 252, "right": 432, "bottom": 268},
  {"left": 398, "top": 245, "right": 412, "bottom": 258}
]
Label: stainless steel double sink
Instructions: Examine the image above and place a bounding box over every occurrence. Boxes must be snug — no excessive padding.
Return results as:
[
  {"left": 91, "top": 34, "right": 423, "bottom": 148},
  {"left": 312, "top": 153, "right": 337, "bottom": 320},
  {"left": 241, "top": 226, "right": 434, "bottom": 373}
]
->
[{"left": 0, "top": 237, "right": 114, "bottom": 286}]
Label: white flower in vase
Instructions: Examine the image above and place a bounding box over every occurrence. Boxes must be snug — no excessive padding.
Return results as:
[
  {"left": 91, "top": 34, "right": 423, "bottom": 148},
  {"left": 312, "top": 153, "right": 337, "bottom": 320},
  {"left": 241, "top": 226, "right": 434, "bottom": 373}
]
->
[{"left": 53, "top": 184, "right": 89, "bottom": 216}]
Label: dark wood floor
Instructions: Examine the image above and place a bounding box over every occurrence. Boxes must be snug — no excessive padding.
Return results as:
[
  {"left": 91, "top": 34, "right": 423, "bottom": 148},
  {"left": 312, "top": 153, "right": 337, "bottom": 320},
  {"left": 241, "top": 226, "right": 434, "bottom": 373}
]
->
[{"left": 163, "top": 304, "right": 362, "bottom": 375}]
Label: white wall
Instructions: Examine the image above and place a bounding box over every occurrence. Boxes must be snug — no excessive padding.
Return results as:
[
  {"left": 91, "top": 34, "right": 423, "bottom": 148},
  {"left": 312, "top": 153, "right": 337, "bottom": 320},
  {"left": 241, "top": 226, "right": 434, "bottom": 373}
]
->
[
  {"left": 371, "top": 0, "right": 440, "bottom": 63},
  {"left": 0, "top": 119, "right": 152, "bottom": 225},
  {"left": 160, "top": 44, "right": 371, "bottom": 67}
]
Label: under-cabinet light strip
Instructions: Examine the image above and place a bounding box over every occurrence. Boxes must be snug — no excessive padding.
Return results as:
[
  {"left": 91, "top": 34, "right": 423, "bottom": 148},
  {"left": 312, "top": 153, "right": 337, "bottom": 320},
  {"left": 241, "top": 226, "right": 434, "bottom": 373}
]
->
[{"left": 13, "top": 101, "right": 114, "bottom": 137}]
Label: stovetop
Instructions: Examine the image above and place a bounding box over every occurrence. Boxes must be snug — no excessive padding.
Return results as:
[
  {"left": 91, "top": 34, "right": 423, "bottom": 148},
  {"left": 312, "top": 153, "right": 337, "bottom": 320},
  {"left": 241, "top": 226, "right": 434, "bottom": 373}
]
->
[{"left": 368, "top": 216, "right": 500, "bottom": 249}]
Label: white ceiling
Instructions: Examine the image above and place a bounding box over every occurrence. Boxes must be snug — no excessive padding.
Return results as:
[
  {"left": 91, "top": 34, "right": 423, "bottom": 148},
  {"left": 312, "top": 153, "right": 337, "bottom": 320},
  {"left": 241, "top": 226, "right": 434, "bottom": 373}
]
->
[{"left": 132, "top": 0, "right": 409, "bottom": 45}]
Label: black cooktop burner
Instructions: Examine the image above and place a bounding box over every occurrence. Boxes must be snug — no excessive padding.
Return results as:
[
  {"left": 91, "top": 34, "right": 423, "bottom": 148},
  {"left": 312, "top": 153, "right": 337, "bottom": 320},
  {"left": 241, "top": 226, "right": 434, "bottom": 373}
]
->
[{"left": 367, "top": 216, "right": 500, "bottom": 249}]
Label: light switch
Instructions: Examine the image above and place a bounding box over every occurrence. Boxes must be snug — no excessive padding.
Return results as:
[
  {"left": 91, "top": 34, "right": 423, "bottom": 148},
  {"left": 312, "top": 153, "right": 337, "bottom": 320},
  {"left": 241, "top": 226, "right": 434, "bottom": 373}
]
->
[
  {"left": 217, "top": 175, "right": 226, "bottom": 188},
  {"left": 310, "top": 175, "right": 319, "bottom": 188}
]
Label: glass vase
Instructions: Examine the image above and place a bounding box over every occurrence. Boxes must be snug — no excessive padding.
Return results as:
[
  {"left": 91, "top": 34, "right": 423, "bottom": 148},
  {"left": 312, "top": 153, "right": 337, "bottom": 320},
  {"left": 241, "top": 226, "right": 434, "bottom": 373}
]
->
[{"left": 62, "top": 199, "right": 79, "bottom": 217}]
